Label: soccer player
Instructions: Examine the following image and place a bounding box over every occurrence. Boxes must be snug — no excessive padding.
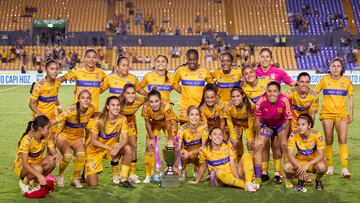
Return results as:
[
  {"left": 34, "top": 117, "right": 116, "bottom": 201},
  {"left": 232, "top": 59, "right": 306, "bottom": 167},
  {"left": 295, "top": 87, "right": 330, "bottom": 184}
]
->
[
  {"left": 173, "top": 49, "right": 213, "bottom": 124},
  {"left": 101, "top": 56, "right": 147, "bottom": 97},
  {"left": 58, "top": 48, "right": 106, "bottom": 112},
  {"left": 255, "top": 48, "right": 296, "bottom": 87},
  {"left": 223, "top": 87, "right": 252, "bottom": 159},
  {"left": 14, "top": 115, "right": 57, "bottom": 195},
  {"left": 119, "top": 83, "right": 146, "bottom": 184},
  {"left": 177, "top": 106, "right": 208, "bottom": 180},
  {"left": 86, "top": 96, "right": 133, "bottom": 188},
  {"left": 315, "top": 58, "right": 354, "bottom": 178},
  {"left": 253, "top": 81, "right": 293, "bottom": 185},
  {"left": 198, "top": 84, "right": 225, "bottom": 130},
  {"left": 139, "top": 55, "right": 176, "bottom": 102},
  {"left": 283, "top": 114, "right": 326, "bottom": 192},
  {"left": 54, "top": 90, "right": 95, "bottom": 188},
  {"left": 242, "top": 64, "right": 272, "bottom": 181},
  {"left": 29, "top": 59, "right": 62, "bottom": 145},
  {"left": 141, "top": 89, "right": 178, "bottom": 183},
  {"left": 286, "top": 72, "right": 319, "bottom": 129},
  {"left": 211, "top": 52, "right": 242, "bottom": 103},
  {"left": 188, "top": 127, "right": 258, "bottom": 192}
]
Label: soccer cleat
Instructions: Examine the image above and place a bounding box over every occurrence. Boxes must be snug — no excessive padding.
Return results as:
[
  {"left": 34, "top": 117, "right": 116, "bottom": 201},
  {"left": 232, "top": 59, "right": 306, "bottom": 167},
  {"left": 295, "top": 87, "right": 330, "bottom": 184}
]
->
[
  {"left": 245, "top": 182, "right": 257, "bottom": 192},
  {"left": 341, "top": 168, "right": 351, "bottom": 178},
  {"left": 295, "top": 180, "right": 307, "bottom": 193},
  {"left": 315, "top": 179, "right": 324, "bottom": 190},
  {"left": 56, "top": 176, "right": 64, "bottom": 187},
  {"left": 71, "top": 179, "right": 83, "bottom": 188},
  {"left": 143, "top": 176, "right": 151, "bottom": 183},
  {"left": 19, "top": 180, "right": 29, "bottom": 194},
  {"left": 326, "top": 166, "right": 334, "bottom": 175},
  {"left": 112, "top": 176, "right": 120, "bottom": 184},
  {"left": 274, "top": 175, "right": 282, "bottom": 184},
  {"left": 253, "top": 178, "right": 262, "bottom": 186},
  {"left": 128, "top": 175, "right": 141, "bottom": 184},
  {"left": 24, "top": 185, "right": 49, "bottom": 198},
  {"left": 261, "top": 174, "right": 270, "bottom": 182},
  {"left": 118, "top": 180, "right": 134, "bottom": 188},
  {"left": 285, "top": 179, "right": 294, "bottom": 189}
]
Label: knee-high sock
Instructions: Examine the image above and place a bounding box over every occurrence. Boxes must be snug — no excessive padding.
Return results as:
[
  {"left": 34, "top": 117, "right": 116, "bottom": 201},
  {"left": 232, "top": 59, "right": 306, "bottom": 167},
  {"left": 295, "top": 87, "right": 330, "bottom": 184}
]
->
[
  {"left": 274, "top": 159, "right": 281, "bottom": 173},
  {"left": 242, "top": 153, "right": 254, "bottom": 183},
  {"left": 254, "top": 165, "right": 262, "bottom": 178},
  {"left": 72, "top": 152, "right": 86, "bottom": 181},
  {"left": 130, "top": 160, "right": 137, "bottom": 176},
  {"left": 144, "top": 153, "right": 152, "bottom": 177},
  {"left": 340, "top": 144, "right": 349, "bottom": 169},
  {"left": 262, "top": 162, "right": 269, "bottom": 175},
  {"left": 120, "top": 165, "right": 130, "bottom": 182},
  {"left": 326, "top": 145, "right": 333, "bottom": 167},
  {"left": 216, "top": 169, "right": 245, "bottom": 189},
  {"left": 59, "top": 154, "right": 72, "bottom": 176},
  {"left": 111, "top": 161, "right": 120, "bottom": 177}
]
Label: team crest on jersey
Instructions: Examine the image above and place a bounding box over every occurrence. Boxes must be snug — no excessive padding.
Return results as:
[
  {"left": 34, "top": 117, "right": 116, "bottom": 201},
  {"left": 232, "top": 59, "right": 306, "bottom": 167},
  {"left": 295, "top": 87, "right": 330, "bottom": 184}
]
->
[
  {"left": 223, "top": 149, "right": 228, "bottom": 155},
  {"left": 95, "top": 73, "right": 99, "bottom": 79},
  {"left": 277, "top": 108, "right": 283, "bottom": 113},
  {"left": 260, "top": 86, "right": 265, "bottom": 91},
  {"left": 115, "top": 82, "right": 118, "bottom": 85},
  {"left": 270, "top": 74, "right": 275, "bottom": 80},
  {"left": 305, "top": 101, "right": 310, "bottom": 107},
  {"left": 232, "top": 75, "right": 236, "bottom": 80},
  {"left": 318, "top": 136, "right": 323, "bottom": 141},
  {"left": 308, "top": 141, "right": 314, "bottom": 147},
  {"left": 340, "top": 82, "right": 344, "bottom": 88},
  {"left": 198, "top": 73, "right": 202, "bottom": 78},
  {"left": 83, "top": 74, "right": 86, "bottom": 77}
]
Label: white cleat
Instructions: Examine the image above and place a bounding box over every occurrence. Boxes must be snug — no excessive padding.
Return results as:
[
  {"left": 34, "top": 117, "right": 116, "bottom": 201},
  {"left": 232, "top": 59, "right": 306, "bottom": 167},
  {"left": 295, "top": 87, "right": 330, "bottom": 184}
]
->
[
  {"left": 341, "top": 168, "right": 351, "bottom": 178},
  {"left": 326, "top": 166, "right": 334, "bottom": 175},
  {"left": 129, "top": 175, "right": 141, "bottom": 184},
  {"left": 112, "top": 176, "right": 120, "bottom": 184},
  {"left": 19, "top": 180, "right": 29, "bottom": 194},
  {"left": 245, "top": 182, "right": 257, "bottom": 192},
  {"left": 143, "top": 176, "right": 151, "bottom": 183}
]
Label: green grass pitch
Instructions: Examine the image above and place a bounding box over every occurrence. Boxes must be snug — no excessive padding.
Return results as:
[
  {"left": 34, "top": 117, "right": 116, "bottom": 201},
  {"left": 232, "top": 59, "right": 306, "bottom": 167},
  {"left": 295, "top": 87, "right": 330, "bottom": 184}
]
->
[{"left": 0, "top": 85, "right": 360, "bottom": 202}]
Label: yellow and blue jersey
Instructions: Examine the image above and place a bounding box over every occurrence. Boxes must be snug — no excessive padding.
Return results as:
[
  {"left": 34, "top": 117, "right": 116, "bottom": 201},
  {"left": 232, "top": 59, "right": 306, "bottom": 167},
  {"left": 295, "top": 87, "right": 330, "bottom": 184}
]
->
[
  {"left": 101, "top": 73, "right": 140, "bottom": 96},
  {"left": 199, "top": 101, "right": 224, "bottom": 129},
  {"left": 31, "top": 78, "right": 61, "bottom": 120},
  {"left": 139, "top": 71, "right": 175, "bottom": 102},
  {"left": 64, "top": 67, "right": 106, "bottom": 111},
  {"left": 141, "top": 101, "right": 177, "bottom": 122},
  {"left": 242, "top": 76, "right": 270, "bottom": 106},
  {"left": 288, "top": 129, "right": 325, "bottom": 161},
  {"left": 178, "top": 122, "right": 208, "bottom": 152},
  {"left": 211, "top": 69, "right": 242, "bottom": 103},
  {"left": 199, "top": 143, "right": 236, "bottom": 173}
]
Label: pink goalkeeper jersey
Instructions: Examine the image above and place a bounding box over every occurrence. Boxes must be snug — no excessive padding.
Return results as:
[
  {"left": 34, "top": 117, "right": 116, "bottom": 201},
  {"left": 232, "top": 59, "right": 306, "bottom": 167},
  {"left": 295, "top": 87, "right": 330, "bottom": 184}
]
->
[
  {"left": 254, "top": 93, "right": 293, "bottom": 126},
  {"left": 255, "top": 65, "right": 293, "bottom": 85}
]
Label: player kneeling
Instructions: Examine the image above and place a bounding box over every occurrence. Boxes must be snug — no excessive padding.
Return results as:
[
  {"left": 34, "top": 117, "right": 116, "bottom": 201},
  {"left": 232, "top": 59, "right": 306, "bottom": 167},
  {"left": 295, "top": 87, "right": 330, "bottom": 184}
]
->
[
  {"left": 188, "top": 127, "right": 258, "bottom": 192},
  {"left": 86, "top": 96, "right": 133, "bottom": 188},
  {"left": 14, "top": 115, "right": 57, "bottom": 198},
  {"left": 283, "top": 114, "right": 326, "bottom": 192}
]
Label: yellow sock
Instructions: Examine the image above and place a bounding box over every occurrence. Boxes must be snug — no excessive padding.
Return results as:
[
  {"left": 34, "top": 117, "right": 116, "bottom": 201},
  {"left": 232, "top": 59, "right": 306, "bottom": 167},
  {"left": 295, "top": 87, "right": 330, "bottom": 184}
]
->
[
  {"left": 216, "top": 169, "right": 245, "bottom": 188},
  {"left": 274, "top": 159, "right": 281, "bottom": 173},
  {"left": 111, "top": 163, "right": 120, "bottom": 177},
  {"left": 120, "top": 165, "right": 130, "bottom": 182},
  {"left": 144, "top": 154, "right": 152, "bottom": 177},
  {"left": 130, "top": 161, "right": 137, "bottom": 176},
  {"left": 326, "top": 145, "right": 333, "bottom": 167},
  {"left": 241, "top": 153, "right": 254, "bottom": 183},
  {"left": 150, "top": 152, "right": 155, "bottom": 172},
  {"left": 59, "top": 154, "right": 72, "bottom": 176},
  {"left": 72, "top": 152, "right": 86, "bottom": 181},
  {"left": 340, "top": 144, "right": 349, "bottom": 169},
  {"left": 262, "top": 162, "right": 269, "bottom": 174},
  {"left": 23, "top": 177, "right": 29, "bottom": 184}
]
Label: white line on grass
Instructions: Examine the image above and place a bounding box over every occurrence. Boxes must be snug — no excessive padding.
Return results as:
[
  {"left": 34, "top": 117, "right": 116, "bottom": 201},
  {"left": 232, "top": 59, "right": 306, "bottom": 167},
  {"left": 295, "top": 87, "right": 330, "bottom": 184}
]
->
[{"left": 0, "top": 86, "right": 23, "bottom": 93}]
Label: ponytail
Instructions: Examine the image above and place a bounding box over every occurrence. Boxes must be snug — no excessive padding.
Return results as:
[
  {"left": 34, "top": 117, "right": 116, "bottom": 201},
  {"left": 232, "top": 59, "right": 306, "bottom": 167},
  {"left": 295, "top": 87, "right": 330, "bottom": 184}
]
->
[
  {"left": 29, "top": 82, "right": 36, "bottom": 94},
  {"left": 76, "top": 101, "right": 81, "bottom": 124},
  {"left": 18, "top": 115, "right": 49, "bottom": 146}
]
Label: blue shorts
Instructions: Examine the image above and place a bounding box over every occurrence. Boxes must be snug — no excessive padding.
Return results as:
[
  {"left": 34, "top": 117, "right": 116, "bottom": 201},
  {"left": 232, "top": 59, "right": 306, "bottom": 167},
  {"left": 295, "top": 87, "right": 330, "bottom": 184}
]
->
[{"left": 260, "top": 122, "right": 285, "bottom": 139}]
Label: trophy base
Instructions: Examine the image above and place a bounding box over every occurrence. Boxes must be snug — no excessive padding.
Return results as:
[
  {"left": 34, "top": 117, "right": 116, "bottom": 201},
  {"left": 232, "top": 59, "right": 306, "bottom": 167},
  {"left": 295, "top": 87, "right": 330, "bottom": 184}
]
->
[{"left": 160, "top": 175, "right": 180, "bottom": 188}]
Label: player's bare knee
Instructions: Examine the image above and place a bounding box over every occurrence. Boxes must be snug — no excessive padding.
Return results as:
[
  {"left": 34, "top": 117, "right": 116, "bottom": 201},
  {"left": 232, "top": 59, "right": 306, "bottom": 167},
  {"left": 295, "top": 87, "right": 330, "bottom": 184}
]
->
[
  {"left": 316, "top": 161, "right": 326, "bottom": 173},
  {"left": 283, "top": 162, "right": 292, "bottom": 173}
]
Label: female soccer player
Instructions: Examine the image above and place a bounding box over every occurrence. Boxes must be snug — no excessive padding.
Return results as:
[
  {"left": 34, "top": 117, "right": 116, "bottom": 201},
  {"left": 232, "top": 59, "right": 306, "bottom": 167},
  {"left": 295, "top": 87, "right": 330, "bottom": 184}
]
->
[
  {"left": 253, "top": 81, "right": 293, "bottom": 185},
  {"left": 119, "top": 83, "right": 146, "bottom": 184},
  {"left": 255, "top": 48, "right": 296, "bottom": 87},
  {"left": 211, "top": 52, "right": 242, "bottom": 103},
  {"left": 177, "top": 106, "right": 208, "bottom": 180},
  {"left": 286, "top": 72, "right": 319, "bottom": 129},
  {"left": 101, "top": 56, "right": 147, "bottom": 97},
  {"left": 141, "top": 89, "right": 178, "bottom": 183},
  {"left": 55, "top": 89, "right": 95, "bottom": 188},
  {"left": 315, "top": 58, "right": 354, "bottom": 178},
  {"left": 29, "top": 59, "right": 62, "bottom": 120},
  {"left": 198, "top": 84, "right": 225, "bottom": 130},
  {"left": 173, "top": 49, "right": 213, "bottom": 124},
  {"left": 58, "top": 48, "right": 106, "bottom": 112},
  {"left": 188, "top": 127, "right": 258, "bottom": 192},
  {"left": 242, "top": 64, "right": 272, "bottom": 181},
  {"left": 223, "top": 87, "right": 252, "bottom": 159},
  {"left": 139, "top": 55, "right": 175, "bottom": 102},
  {"left": 14, "top": 115, "right": 57, "bottom": 195},
  {"left": 283, "top": 114, "right": 326, "bottom": 192},
  {"left": 86, "top": 96, "right": 133, "bottom": 188}
]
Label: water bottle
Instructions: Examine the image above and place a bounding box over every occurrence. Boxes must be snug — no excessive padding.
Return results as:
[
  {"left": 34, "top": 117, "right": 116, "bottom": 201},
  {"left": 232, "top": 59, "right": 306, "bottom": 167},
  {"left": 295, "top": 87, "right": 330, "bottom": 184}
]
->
[{"left": 209, "top": 170, "right": 216, "bottom": 187}]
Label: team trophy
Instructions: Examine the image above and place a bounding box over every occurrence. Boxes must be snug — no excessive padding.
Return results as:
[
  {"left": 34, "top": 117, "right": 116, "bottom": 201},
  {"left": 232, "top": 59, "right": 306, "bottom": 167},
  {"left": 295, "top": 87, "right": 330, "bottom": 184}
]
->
[{"left": 160, "top": 145, "right": 180, "bottom": 187}]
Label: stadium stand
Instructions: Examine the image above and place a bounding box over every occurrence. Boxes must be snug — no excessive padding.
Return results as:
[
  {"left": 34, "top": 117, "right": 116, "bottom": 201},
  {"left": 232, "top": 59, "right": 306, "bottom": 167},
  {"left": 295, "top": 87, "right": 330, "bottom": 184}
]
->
[{"left": 350, "top": 0, "right": 360, "bottom": 34}]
